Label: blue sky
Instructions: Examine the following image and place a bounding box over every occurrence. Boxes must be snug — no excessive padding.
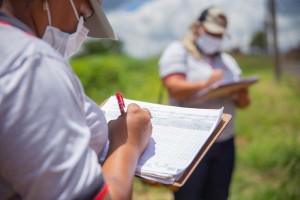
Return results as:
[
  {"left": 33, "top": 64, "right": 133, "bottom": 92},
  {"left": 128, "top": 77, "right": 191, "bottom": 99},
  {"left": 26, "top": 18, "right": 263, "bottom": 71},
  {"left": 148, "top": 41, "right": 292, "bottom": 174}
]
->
[{"left": 101, "top": 0, "right": 300, "bottom": 58}]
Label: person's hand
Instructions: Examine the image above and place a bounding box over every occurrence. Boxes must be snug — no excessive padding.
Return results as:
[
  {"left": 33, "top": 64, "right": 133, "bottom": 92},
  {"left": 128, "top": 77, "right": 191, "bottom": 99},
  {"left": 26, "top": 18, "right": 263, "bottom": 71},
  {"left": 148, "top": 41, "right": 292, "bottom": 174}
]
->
[
  {"left": 108, "top": 103, "right": 152, "bottom": 156},
  {"left": 206, "top": 69, "right": 224, "bottom": 87},
  {"left": 102, "top": 104, "right": 152, "bottom": 200},
  {"left": 235, "top": 88, "right": 250, "bottom": 108}
]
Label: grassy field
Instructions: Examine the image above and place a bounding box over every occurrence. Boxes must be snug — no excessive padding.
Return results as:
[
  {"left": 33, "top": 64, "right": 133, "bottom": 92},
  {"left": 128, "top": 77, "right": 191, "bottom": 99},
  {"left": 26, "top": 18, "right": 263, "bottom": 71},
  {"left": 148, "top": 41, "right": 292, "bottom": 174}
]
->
[{"left": 71, "top": 54, "right": 300, "bottom": 200}]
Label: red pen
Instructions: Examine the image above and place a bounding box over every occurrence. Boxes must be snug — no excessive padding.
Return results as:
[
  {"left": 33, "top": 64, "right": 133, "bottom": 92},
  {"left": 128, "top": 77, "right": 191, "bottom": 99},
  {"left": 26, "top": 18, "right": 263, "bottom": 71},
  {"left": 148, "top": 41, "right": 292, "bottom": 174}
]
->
[{"left": 116, "top": 92, "right": 125, "bottom": 115}]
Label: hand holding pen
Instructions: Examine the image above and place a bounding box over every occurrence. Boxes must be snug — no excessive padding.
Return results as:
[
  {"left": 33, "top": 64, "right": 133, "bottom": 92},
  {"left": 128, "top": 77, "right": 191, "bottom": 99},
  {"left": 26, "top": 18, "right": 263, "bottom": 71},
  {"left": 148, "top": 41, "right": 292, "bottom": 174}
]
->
[
  {"left": 115, "top": 92, "right": 152, "bottom": 117},
  {"left": 109, "top": 92, "right": 153, "bottom": 154},
  {"left": 103, "top": 93, "right": 152, "bottom": 199}
]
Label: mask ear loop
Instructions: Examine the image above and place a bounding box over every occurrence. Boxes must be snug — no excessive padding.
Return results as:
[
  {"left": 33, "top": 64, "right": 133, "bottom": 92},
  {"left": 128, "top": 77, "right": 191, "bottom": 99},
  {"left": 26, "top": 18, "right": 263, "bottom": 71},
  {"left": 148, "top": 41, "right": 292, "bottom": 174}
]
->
[
  {"left": 43, "top": 0, "right": 52, "bottom": 25},
  {"left": 69, "top": 0, "right": 80, "bottom": 21}
]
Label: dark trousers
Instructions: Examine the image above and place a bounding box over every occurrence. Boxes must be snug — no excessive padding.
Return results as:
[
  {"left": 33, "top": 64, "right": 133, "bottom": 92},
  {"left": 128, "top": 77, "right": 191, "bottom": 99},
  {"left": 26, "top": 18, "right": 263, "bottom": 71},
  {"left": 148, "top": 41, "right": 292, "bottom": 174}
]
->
[{"left": 174, "top": 137, "right": 235, "bottom": 200}]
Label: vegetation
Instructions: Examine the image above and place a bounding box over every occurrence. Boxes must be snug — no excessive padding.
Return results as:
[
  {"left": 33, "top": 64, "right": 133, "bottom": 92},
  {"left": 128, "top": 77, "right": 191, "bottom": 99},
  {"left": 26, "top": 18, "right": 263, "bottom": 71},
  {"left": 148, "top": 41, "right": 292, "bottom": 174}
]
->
[
  {"left": 249, "top": 30, "right": 268, "bottom": 55},
  {"left": 70, "top": 54, "right": 300, "bottom": 200},
  {"left": 76, "top": 39, "right": 125, "bottom": 57},
  {"left": 70, "top": 54, "right": 161, "bottom": 104}
]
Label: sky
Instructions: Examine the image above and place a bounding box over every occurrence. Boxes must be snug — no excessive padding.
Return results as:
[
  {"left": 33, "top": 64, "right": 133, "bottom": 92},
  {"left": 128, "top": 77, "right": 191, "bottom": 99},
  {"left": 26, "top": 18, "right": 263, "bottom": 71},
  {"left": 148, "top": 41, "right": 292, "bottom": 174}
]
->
[{"left": 101, "top": 0, "right": 300, "bottom": 58}]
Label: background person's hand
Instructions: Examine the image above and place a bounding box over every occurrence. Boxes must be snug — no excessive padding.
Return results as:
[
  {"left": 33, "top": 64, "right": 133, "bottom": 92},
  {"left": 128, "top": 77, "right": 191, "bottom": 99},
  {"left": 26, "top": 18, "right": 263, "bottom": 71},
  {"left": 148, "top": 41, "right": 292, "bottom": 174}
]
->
[
  {"left": 235, "top": 88, "right": 250, "bottom": 108},
  {"left": 206, "top": 69, "right": 224, "bottom": 87}
]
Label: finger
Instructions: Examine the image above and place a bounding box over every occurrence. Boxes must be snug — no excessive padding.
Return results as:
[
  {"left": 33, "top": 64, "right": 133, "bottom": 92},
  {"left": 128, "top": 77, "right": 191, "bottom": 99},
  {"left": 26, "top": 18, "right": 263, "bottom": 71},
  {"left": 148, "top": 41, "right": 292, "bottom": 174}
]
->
[
  {"left": 127, "top": 103, "right": 141, "bottom": 110},
  {"left": 142, "top": 108, "right": 153, "bottom": 118}
]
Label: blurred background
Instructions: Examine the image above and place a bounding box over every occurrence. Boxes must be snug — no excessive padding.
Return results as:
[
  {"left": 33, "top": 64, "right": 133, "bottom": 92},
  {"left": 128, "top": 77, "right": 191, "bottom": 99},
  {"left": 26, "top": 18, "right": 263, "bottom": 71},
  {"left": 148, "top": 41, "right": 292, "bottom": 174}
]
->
[
  {"left": 71, "top": 0, "right": 299, "bottom": 199},
  {"left": 101, "top": 0, "right": 299, "bottom": 59}
]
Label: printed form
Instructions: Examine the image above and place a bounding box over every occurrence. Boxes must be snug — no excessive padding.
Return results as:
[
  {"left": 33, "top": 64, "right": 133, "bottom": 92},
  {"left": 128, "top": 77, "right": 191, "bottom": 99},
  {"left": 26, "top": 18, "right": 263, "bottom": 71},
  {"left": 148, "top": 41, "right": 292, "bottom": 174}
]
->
[{"left": 101, "top": 96, "right": 223, "bottom": 184}]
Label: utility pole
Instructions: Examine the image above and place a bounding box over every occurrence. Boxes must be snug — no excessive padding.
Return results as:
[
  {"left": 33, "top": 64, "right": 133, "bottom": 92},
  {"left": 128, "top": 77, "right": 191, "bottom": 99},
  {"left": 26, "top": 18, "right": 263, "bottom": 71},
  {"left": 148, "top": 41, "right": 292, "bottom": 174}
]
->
[{"left": 269, "top": 0, "right": 281, "bottom": 82}]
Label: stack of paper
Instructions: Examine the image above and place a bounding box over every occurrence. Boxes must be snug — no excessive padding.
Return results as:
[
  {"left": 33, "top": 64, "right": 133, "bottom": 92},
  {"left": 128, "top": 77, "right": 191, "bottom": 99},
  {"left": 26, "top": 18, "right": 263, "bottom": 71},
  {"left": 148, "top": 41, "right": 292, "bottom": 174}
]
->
[{"left": 100, "top": 96, "right": 224, "bottom": 185}]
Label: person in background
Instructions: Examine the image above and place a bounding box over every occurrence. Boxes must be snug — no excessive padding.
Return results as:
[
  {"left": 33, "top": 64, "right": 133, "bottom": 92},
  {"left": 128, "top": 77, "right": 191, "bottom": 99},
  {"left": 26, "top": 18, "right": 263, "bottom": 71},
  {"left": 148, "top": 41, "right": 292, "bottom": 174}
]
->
[
  {"left": 159, "top": 6, "right": 250, "bottom": 200},
  {"left": 0, "top": 0, "right": 152, "bottom": 199}
]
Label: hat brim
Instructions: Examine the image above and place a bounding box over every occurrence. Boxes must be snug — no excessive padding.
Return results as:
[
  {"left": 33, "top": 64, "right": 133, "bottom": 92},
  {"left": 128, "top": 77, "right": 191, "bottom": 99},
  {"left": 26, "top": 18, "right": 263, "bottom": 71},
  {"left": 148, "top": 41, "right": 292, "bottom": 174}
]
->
[
  {"left": 84, "top": 0, "right": 117, "bottom": 40},
  {"left": 203, "top": 21, "right": 226, "bottom": 35}
]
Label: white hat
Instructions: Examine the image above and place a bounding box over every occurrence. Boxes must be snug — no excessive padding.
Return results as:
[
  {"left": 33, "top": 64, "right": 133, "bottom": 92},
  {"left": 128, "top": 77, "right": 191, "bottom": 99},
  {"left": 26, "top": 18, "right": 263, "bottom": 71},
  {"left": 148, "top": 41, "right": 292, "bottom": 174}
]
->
[
  {"left": 198, "top": 6, "right": 227, "bottom": 34},
  {"left": 84, "top": 0, "right": 117, "bottom": 39}
]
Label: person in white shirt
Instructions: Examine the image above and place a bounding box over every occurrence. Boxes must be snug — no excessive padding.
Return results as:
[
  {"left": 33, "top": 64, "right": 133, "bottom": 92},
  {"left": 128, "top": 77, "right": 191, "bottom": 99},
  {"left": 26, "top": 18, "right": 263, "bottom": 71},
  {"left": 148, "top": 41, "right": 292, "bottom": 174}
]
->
[
  {"left": 0, "top": 0, "right": 152, "bottom": 199},
  {"left": 159, "top": 6, "right": 250, "bottom": 200}
]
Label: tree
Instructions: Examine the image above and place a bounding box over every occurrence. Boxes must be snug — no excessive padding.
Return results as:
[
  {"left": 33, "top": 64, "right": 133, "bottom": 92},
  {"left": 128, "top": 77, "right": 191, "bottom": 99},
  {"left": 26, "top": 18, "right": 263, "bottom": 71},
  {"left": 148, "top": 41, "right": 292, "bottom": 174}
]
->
[
  {"left": 78, "top": 38, "right": 124, "bottom": 57},
  {"left": 249, "top": 30, "right": 267, "bottom": 55}
]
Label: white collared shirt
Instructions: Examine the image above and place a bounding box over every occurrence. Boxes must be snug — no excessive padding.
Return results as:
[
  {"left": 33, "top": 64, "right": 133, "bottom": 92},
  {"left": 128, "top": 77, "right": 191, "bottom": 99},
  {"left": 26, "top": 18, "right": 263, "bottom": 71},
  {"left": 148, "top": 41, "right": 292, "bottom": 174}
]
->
[{"left": 0, "top": 14, "right": 107, "bottom": 200}]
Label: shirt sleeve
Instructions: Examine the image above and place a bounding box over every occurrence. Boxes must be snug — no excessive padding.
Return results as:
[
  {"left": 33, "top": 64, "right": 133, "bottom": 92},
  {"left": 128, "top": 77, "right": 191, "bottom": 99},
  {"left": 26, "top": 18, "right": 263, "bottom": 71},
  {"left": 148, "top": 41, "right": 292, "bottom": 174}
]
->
[
  {"left": 0, "top": 49, "right": 105, "bottom": 200},
  {"left": 159, "top": 41, "right": 188, "bottom": 78},
  {"left": 221, "top": 52, "right": 242, "bottom": 80},
  {"left": 84, "top": 95, "right": 108, "bottom": 156},
  {"left": 93, "top": 184, "right": 109, "bottom": 200}
]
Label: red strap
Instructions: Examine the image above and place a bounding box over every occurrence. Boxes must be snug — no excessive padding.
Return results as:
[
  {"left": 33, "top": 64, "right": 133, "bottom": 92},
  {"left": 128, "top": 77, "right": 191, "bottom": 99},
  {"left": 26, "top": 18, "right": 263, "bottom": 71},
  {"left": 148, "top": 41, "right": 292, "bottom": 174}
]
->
[
  {"left": 0, "top": 20, "right": 35, "bottom": 37},
  {"left": 0, "top": 20, "right": 11, "bottom": 26},
  {"left": 94, "top": 184, "right": 109, "bottom": 200}
]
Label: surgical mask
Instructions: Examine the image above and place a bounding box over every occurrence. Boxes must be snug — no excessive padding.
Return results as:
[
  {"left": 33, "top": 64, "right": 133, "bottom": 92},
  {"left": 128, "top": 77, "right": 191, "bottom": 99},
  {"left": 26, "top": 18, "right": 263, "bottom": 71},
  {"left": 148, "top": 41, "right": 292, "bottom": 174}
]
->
[
  {"left": 42, "top": 0, "right": 89, "bottom": 59},
  {"left": 196, "top": 32, "right": 222, "bottom": 55}
]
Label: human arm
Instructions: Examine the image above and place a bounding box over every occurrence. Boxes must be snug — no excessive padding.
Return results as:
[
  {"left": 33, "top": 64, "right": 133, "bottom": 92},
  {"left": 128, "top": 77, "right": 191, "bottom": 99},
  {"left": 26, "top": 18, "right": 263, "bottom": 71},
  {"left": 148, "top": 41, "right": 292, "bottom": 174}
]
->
[
  {"left": 162, "top": 69, "right": 223, "bottom": 101},
  {"left": 159, "top": 42, "right": 224, "bottom": 101},
  {"left": 100, "top": 103, "right": 152, "bottom": 200}
]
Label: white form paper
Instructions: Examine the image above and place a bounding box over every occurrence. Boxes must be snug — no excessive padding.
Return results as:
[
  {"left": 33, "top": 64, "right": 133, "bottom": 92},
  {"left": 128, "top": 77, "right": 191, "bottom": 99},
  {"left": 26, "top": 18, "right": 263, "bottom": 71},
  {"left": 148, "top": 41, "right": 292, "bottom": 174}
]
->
[{"left": 100, "top": 96, "right": 223, "bottom": 184}]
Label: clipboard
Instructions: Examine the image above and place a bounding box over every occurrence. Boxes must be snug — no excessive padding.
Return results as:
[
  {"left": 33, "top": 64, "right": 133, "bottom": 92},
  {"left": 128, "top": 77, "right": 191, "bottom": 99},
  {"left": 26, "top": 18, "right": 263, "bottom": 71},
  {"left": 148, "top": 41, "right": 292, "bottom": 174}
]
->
[
  {"left": 189, "top": 76, "right": 258, "bottom": 103},
  {"left": 100, "top": 96, "right": 232, "bottom": 190},
  {"left": 140, "top": 113, "right": 232, "bottom": 191}
]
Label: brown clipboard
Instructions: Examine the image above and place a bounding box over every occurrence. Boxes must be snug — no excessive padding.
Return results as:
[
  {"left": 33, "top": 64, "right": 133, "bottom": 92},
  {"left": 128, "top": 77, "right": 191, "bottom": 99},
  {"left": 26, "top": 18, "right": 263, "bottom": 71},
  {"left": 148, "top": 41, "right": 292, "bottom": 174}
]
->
[
  {"left": 100, "top": 97, "right": 232, "bottom": 190},
  {"left": 140, "top": 113, "right": 232, "bottom": 191},
  {"left": 200, "top": 81, "right": 257, "bottom": 101},
  {"left": 189, "top": 76, "right": 258, "bottom": 104}
]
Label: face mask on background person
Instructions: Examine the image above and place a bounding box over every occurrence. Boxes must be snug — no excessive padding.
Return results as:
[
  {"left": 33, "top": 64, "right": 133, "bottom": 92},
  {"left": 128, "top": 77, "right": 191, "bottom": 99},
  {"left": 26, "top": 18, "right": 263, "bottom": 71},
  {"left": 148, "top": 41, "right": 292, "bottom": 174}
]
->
[
  {"left": 196, "top": 32, "right": 222, "bottom": 55},
  {"left": 42, "top": 0, "right": 89, "bottom": 59}
]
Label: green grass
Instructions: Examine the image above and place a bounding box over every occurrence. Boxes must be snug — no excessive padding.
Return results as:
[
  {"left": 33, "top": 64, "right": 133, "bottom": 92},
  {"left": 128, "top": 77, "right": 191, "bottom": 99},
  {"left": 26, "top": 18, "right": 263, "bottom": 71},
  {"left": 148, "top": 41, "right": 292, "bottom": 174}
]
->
[
  {"left": 70, "top": 54, "right": 162, "bottom": 104},
  {"left": 70, "top": 54, "right": 300, "bottom": 200},
  {"left": 232, "top": 56, "right": 300, "bottom": 200}
]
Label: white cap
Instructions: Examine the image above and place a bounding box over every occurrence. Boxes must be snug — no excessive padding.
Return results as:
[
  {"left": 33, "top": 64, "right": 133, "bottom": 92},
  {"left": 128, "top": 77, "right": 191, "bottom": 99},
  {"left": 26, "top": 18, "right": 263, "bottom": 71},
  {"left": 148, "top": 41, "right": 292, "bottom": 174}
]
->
[
  {"left": 84, "top": 0, "right": 117, "bottom": 40},
  {"left": 199, "top": 6, "right": 227, "bottom": 35}
]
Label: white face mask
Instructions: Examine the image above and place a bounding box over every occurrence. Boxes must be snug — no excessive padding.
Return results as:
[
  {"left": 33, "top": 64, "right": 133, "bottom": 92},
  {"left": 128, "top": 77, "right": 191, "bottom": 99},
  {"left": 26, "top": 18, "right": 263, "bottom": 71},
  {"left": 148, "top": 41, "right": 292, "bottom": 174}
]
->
[
  {"left": 196, "top": 32, "right": 222, "bottom": 55},
  {"left": 42, "top": 0, "right": 89, "bottom": 59}
]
